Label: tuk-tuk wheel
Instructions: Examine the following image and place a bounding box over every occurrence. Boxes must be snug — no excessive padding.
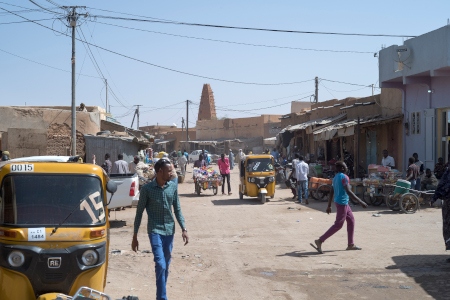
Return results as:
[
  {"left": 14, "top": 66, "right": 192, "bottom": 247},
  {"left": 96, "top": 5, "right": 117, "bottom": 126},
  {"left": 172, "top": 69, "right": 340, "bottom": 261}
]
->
[
  {"left": 196, "top": 183, "right": 201, "bottom": 196},
  {"left": 270, "top": 195, "right": 274, "bottom": 199},
  {"left": 239, "top": 191, "right": 243, "bottom": 200},
  {"left": 259, "top": 193, "right": 266, "bottom": 204},
  {"left": 399, "top": 193, "right": 419, "bottom": 214}
]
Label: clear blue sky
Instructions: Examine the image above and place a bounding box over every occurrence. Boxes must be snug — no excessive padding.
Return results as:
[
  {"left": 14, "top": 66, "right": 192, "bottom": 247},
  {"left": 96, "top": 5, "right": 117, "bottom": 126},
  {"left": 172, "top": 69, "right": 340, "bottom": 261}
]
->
[{"left": 0, "top": 1, "right": 448, "bottom": 129}]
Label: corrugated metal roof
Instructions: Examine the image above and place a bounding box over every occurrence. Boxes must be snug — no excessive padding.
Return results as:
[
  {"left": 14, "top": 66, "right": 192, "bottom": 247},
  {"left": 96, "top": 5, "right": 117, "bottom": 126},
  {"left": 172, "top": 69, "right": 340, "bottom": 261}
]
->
[
  {"left": 280, "top": 113, "right": 347, "bottom": 133},
  {"left": 313, "top": 114, "right": 403, "bottom": 141}
]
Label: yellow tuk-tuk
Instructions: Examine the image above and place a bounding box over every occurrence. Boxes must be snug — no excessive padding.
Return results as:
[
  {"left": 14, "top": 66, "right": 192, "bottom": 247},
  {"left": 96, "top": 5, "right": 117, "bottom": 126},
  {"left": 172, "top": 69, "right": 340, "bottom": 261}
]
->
[
  {"left": 0, "top": 157, "right": 117, "bottom": 300},
  {"left": 239, "top": 154, "right": 276, "bottom": 203}
]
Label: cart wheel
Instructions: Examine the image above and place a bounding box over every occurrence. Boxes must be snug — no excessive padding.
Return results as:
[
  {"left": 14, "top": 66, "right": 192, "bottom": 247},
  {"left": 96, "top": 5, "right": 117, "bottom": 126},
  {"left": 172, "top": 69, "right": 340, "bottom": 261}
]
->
[
  {"left": 363, "top": 192, "right": 372, "bottom": 205},
  {"left": 196, "top": 183, "right": 201, "bottom": 196},
  {"left": 259, "top": 193, "right": 266, "bottom": 204},
  {"left": 399, "top": 193, "right": 419, "bottom": 214},
  {"left": 212, "top": 186, "right": 218, "bottom": 195},
  {"left": 385, "top": 192, "right": 400, "bottom": 211},
  {"left": 239, "top": 191, "right": 243, "bottom": 200},
  {"left": 371, "top": 195, "right": 384, "bottom": 206},
  {"left": 311, "top": 189, "right": 320, "bottom": 201},
  {"left": 317, "top": 184, "right": 332, "bottom": 202}
]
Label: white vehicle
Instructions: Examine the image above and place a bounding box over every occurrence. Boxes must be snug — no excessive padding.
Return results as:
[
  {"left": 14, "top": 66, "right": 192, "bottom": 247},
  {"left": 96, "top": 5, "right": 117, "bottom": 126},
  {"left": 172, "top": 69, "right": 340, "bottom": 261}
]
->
[
  {"left": 107, "top": 173, "right": 139, "bottom": 209},
  {"left": 188, "top": 150, "right": 211, "bottom": 163},
  {"left": 7, "top": 156, "right": 139, "bottom": 210}
]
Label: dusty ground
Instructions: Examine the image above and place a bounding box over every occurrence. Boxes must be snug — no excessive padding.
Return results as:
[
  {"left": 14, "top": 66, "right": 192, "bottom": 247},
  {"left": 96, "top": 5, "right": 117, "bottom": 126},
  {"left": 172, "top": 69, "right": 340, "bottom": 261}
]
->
[{"left": 105, "top": 166, "right": 450, "bottom": 300}]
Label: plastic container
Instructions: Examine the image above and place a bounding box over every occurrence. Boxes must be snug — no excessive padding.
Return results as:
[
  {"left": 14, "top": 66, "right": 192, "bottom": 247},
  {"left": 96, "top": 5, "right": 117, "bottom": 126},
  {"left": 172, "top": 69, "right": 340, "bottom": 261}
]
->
[{"left": 394, "top": 179, "right": 411, "bottom": 195}]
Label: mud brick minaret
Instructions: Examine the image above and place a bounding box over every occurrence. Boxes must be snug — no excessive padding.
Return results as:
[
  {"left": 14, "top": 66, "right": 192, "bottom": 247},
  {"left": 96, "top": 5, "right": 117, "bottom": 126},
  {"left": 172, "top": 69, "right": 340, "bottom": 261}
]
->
[{"left": 197, "top": 84, "right": 217, "bottom": 121}]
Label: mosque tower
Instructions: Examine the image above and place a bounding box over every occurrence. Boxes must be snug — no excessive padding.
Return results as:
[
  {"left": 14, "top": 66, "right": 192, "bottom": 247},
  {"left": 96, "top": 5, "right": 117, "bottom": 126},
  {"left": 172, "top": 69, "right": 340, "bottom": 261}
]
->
[{"left": 197, "top": 84, "right": 217, "bottom": 121}]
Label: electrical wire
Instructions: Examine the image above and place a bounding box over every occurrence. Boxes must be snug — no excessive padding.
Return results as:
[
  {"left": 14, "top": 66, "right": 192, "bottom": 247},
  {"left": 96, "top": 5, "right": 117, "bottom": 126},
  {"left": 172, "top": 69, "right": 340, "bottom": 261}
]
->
[
  {"left": 0, "top": 47, "right": 102, "bottom": 78},
  {"left": 85, "top": 21, "right": 131, "bottom": 106},
  {"left": 91, "top": 14, "right": 417, "bottom": 38},
  {"left": 319, "top": 82, "right": 369, "bottom": 93},
  {"left": 92, "top": 20, "right": 374, "bottom": 54},
  {"left": 319, "top": 78, "right": 371, "bottom": 87},
  {"left": 0, "top": 6, "right": 315, "bottom": 86},
  {"left": 0, "top": 18, "right": 56, "bottom": 24}
]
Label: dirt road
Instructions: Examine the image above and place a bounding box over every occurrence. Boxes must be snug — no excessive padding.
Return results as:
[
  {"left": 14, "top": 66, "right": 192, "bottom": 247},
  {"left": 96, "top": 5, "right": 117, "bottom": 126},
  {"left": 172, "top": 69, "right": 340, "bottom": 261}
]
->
[{"left": 105, "top": 166, "right": 450, "bottom": 300}]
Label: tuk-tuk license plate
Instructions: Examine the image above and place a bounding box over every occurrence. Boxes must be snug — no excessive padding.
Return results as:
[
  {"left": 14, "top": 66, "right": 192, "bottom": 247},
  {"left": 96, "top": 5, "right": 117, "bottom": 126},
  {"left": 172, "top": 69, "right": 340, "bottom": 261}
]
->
[{"left": 10, "top": 164, "right": 34, "bottom": 172}]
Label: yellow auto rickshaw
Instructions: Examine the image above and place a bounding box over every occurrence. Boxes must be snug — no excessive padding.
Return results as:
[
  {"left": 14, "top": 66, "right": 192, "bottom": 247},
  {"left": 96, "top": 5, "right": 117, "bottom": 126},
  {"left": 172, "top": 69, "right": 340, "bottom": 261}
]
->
[
  {"left": 239, "top": 154, "right": 276, "bottom": 203},
  {"left": 0, "top": 156, "right": 118, "bottom": 300}
]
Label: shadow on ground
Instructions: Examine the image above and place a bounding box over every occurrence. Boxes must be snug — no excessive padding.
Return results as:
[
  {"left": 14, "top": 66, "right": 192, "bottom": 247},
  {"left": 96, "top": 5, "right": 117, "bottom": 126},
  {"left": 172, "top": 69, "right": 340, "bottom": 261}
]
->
[
  {"left": 109, "top": 220, "right": 127, "bottom": 228},
  {"left": 388, "top": 255, "right": 450, "bottom": 298},
  {"left": 211, "top": 198, "right": 261, "bottom": 205}
]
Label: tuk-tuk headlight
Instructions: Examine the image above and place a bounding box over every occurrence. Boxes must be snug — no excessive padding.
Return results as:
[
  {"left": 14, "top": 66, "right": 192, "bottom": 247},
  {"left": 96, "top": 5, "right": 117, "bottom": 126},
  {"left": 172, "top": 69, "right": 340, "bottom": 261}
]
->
[
  {"left": 8, "top": 250, "right": 25, "bottom": 267},
  {"left": 248, "top": 177, "right": 256, "bottom": 183},
  {"left": 268, "top": 177, "right": 275, "bottom": 182},
  {"left": 81, "top": 250, "right": 99, "bottom": 266}
]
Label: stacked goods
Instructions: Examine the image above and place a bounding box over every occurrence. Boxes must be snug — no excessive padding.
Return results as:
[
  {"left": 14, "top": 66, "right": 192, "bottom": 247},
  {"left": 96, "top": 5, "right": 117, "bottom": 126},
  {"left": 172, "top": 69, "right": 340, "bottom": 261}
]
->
[{"left": 193, "top": 167, "right": 222, "bottom": 185}]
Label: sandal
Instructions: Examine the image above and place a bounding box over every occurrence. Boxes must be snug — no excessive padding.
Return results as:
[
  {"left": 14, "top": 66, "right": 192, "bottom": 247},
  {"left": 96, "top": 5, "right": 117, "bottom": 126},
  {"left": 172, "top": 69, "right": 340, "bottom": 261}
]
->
[
  {"left": 310, "top": 239, "right": 323, "bottom": 254},
  {"left": 228, "top": 192, "right": 232, "bottom": 195},
  {"left": 346, "top": 245, "right": 362, "bottom": 250}
]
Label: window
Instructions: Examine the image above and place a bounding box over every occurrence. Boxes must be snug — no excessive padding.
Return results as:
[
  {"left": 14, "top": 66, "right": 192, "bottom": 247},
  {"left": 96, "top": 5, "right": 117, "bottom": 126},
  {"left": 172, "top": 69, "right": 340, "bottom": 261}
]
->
[
  {"left": 1, "top": 175, "right": 105, "bottom": 226},
  {"left": 411, "top": 112, "right": 421, "bottom": 135}
]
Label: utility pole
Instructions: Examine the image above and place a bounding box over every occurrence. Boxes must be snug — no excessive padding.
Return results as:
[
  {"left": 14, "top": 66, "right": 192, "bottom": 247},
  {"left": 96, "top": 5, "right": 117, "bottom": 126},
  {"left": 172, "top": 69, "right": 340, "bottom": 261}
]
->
[
  {"left": 136, "top": 105, "right": 142, "bottom": 130},
  {"left": 314, "top": 76, "right": 319, "bottom": 103},
  {"left": 63, "top": 6, "right": 87, "bottom": 156},
  {"left": 105, "top": 79, "right": 108, "bottom": 114},
  {"left": 371, "top": 84, "right": 374, "bottom": 97},
  {"left": 186, "top": 100, "right": 190, "bottom": 143},
  {"left": 181, "top": 117, "right": 185, "bottom": 132},
  {"left": 130, "top": 105, "right": 142, "bottom": 130}
]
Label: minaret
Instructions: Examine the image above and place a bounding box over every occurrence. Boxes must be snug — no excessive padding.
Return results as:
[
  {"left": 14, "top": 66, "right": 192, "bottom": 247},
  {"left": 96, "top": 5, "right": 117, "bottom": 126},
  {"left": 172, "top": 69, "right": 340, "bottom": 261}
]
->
[{"left": 197, "top": 84, "right": 217, "bottom": 121}]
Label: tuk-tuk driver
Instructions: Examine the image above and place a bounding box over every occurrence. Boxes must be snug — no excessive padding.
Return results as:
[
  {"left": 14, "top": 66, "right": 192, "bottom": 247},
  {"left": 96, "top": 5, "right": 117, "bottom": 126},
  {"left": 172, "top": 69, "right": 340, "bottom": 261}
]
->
[{"left": 132, "top": 158, "right": 189, "bottom": 300}]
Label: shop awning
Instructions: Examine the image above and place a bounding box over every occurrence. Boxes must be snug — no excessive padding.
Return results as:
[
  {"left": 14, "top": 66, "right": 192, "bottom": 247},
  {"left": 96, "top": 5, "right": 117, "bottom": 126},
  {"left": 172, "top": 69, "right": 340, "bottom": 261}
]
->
[
  {"left": 154, "top": 138, "right": 176, "bottom": 145},
  {"left": 263, "top": 137, "right": 277, "bottom": 145},
  {"left": 313, "top": 114, "right": 403, "bottom": 141},
  {"left": 283, "top": 114, "right": 347, "bottom": 133}
]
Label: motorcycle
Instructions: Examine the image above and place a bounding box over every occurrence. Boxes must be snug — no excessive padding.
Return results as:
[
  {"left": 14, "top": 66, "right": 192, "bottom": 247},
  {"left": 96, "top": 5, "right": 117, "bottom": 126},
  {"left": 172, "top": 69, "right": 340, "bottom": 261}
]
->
[
  {"left": 54, "top": 286, "right": 139, "bottom": 300},
  {"left": 274, "top": 162, "right": 286, "bottom": 183}
]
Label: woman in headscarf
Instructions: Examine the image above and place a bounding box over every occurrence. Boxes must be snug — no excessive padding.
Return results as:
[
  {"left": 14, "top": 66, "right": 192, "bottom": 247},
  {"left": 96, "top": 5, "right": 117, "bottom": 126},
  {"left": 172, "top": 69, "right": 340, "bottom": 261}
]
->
[{"left": 432, "top": 166, "right": 450, "bottom": 260}]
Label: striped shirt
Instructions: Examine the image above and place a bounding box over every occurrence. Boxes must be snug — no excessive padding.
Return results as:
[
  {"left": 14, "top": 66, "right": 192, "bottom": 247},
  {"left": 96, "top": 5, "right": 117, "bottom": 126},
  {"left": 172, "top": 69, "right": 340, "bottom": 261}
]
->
[{"left": 133, "top": 180, "right": 186, "bottom": 236}]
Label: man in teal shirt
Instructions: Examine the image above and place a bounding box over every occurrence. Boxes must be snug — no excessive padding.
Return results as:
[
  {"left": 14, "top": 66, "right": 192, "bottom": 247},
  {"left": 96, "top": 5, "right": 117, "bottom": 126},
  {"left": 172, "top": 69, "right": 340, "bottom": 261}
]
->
[{"left": 132, "top": 159, "right": 189, "bottom": 300}]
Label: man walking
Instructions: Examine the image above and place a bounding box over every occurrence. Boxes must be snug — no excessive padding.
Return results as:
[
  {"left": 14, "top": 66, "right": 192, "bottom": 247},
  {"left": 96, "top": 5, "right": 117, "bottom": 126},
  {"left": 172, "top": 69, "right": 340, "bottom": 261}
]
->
[
  {"left": 132, "top": 159, "right": 189, "bottom": 300},
  {"left": 294, "top": 155, "right": 309, "bottom": 204},
  {"left": 112, "top": 154, "right": 129, "bottom": 174},
  {"left": 236, "top": 149, "right": 245, "bottom": 171},
  {"left": 229, "top": 149, "right": 235, "bottom": 170},
  {"left": 311, "top": 161, "right": 368, "bottom": 254}
]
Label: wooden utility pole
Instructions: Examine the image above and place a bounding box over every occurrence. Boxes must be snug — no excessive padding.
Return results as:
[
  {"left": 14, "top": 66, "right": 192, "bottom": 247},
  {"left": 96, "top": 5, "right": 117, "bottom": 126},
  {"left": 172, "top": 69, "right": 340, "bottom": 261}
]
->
[
  {"left": 63, "top": 6, "right": 87, "bottom": 156},
  {"left": 315, "top": 76, "right": 319, "bottom": 103}
]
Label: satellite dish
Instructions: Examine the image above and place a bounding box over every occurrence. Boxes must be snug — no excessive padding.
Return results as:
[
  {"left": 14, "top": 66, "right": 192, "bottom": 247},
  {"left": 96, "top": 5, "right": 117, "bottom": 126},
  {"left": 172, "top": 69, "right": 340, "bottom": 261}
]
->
[
  {"left": 173, "top": 123, "right": 178, "bottom": 127},
  {"left": 394, "top": 45, "right": 411, "bottom": 62}
]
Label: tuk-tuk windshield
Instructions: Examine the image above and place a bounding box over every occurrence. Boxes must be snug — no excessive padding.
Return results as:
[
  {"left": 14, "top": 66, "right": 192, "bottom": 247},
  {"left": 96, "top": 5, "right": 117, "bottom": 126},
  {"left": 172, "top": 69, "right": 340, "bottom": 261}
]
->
[
  {"left": 0, "top": 175, "right": 105, "bottom": 226},
  {"left": 246, "top": 158, "right": 274, "bottom": 172}
]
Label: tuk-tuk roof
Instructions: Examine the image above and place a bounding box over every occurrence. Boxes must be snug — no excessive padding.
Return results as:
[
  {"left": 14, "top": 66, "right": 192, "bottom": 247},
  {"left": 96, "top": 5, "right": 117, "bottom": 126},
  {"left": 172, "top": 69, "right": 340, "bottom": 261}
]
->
[
  {"left": 0, "top": 157, "right": 105, "bottom": 178},
  {"left": 244, "top": 154, "right": 273, "bottom": 160}
]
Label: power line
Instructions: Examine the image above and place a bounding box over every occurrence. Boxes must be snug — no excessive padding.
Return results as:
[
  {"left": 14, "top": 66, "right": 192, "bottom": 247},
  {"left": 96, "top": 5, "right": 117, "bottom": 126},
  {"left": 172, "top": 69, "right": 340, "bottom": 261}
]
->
[
  {"left": 85, "top": 21, "right": 131, "bottom": 106},
  {"left": 0, "top": 18, "right": 56, "bottom": 24},
  {"left": 0, "top": 7, "right": 315, "bottom": 86},
  {"left": 92, "top": 20, "right": 374, "bottom": 54},
  {"left": 91, "top": 14, "right": 417, "bottom": 38},
  {"left": 0, "top": 47, "right": 101, "bottom": 78},
  {"left": 319, "top": 78, "right": 371, "bottom": 87}
]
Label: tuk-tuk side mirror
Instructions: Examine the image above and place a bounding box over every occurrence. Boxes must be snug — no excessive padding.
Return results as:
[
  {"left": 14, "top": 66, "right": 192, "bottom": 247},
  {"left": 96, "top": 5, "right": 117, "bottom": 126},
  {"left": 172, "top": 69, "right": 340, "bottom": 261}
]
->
[{"left": 106, "top": 181, "right": 117, "bottom": 194}]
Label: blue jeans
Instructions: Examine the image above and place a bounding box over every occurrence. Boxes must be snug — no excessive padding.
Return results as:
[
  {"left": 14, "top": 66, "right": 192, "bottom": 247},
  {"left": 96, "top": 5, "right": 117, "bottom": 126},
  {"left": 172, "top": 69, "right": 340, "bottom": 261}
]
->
[
  {"left": 409, "top": 179, "right": 416, "bottom": 192},
  {"left": 297, "top": 180, "right": 308, "bottom": 202},
  {"left": 149, "top": 233, "right": 174, "bottom": 300},
  {"left": 415, "top": 177, "right": 421, "bottom": 191}
]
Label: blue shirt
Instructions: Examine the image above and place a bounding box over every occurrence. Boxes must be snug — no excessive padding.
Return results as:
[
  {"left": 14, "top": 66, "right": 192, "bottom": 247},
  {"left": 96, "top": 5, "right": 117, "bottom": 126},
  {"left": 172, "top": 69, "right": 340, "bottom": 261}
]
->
[{"left": 333, "top": 172, "right": 350, "bottom": 205}]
